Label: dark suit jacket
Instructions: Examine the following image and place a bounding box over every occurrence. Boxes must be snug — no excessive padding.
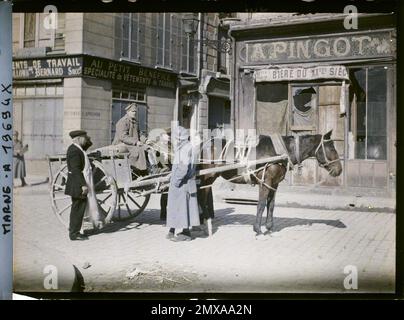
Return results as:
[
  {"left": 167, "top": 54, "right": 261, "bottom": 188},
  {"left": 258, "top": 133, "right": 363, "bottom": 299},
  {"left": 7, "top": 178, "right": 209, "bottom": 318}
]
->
[{"left": 65, "top": 144, "right": 87, "bottom": 199}]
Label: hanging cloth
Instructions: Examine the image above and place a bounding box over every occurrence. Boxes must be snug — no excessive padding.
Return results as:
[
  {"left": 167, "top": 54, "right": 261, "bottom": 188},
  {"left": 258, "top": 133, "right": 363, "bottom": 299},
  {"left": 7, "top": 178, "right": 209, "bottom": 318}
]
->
[{"left": 74, "top": 143, "right": 101, "bottom": 227}]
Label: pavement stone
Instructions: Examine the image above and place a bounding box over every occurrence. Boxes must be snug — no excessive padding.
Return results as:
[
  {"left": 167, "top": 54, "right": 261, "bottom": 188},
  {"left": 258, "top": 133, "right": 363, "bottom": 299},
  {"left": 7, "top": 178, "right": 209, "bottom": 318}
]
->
[{"left": 12, "top": 180, "right": 396, "bottom": 294}]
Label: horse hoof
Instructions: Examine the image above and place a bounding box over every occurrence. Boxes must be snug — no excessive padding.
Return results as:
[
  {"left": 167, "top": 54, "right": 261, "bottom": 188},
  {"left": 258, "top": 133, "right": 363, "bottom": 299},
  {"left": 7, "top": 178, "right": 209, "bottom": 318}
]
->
[
  {"left": 266, "top": 231, "right": 281, "bottom": 238},
  {"left": 255, "top": 233, "right": 267, "bottom": 241}
]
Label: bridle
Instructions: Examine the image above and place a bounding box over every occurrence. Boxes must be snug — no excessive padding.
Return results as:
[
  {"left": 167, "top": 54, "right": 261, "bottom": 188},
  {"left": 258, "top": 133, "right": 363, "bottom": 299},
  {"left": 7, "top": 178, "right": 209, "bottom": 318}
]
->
[{"left": 314, "top": 134, "right": 340, "bottom": 168}]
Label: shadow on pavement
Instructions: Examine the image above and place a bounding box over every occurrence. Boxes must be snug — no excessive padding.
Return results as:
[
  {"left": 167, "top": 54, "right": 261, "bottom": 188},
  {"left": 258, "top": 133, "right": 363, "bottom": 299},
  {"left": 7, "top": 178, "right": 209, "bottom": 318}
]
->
[{"left": 211, "top": 208, "right": 346, "bottom": 233}]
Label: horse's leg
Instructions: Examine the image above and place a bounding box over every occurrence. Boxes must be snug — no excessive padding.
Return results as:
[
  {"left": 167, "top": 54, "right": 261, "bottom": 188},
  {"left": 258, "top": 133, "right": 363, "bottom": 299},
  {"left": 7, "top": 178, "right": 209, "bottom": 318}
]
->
[
  {"left": 254, "top": 185, "right": 270, "bottom": 235},
  {"left": 265, "top": 164, "right": 286, "bottom": 234},
  {"left": 265, "top": 189, "right": 276, "bottom": 232}
]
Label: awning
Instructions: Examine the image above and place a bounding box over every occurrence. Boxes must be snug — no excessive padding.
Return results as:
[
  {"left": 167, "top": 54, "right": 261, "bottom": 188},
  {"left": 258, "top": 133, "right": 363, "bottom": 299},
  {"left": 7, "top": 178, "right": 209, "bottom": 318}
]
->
[{"left": 255, "top": 65, "right": 349, "bottom": 82}]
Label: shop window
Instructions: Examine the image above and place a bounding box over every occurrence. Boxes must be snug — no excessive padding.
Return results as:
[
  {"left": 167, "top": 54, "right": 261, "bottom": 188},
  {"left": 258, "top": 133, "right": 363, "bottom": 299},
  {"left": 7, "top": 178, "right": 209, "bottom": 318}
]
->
[
  {"left": 349, "top": 67, "right": 387, "bottom": 160},
  {"left": 208, "top": 97, "right": 231, "bottom": 130},
  {"left": 14, "top": 84, "right": 64, "bottom": 97},
  {"left": 291, "top": 86, "right": 318, "bottom": 132},
  {"left": 111, "top": 88, "right": 147, "bottom": 142}
]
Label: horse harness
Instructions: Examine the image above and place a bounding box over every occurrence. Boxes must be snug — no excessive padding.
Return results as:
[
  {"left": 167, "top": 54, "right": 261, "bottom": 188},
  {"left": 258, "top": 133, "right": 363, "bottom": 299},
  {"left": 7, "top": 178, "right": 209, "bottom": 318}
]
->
[{"left": 314, "top": 134, "right": 340, "bottom": 168}]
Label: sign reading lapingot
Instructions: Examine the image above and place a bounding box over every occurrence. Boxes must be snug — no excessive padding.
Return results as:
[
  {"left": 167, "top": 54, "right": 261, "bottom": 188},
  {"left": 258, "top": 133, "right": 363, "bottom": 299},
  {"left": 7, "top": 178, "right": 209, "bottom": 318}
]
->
[{"left": 246, "top": 30, "right": 396, "bottom": 64}]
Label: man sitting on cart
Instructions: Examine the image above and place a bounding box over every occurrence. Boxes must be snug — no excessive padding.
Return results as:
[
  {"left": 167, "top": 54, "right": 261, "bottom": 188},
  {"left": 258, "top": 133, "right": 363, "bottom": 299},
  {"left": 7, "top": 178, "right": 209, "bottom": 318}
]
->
[{"left": 112, "top": 103, "right": 155, "bottom": 175}]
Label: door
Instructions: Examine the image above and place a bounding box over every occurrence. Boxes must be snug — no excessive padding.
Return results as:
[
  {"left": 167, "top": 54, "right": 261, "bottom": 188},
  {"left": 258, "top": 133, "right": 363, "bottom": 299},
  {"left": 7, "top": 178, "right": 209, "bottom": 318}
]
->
[
  {"left": 208, "top": 96, "right": 231, "bottom": 131},
  {"left": 18, "top": 98, "right": 64, "bottom": 160}
]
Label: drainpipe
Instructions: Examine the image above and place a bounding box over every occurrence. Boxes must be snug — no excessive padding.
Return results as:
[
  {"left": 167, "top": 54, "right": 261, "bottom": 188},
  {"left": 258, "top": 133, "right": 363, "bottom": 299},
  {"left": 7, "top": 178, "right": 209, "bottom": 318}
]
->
[
  {"left": 0, "top": 0, "right": 13, "bottom": 300},
  {"left": 195, "top": 12, "right": 203, "bottom": 134},
  {"left": 228, "top": 27, "right": 237, "bottom": 134}
]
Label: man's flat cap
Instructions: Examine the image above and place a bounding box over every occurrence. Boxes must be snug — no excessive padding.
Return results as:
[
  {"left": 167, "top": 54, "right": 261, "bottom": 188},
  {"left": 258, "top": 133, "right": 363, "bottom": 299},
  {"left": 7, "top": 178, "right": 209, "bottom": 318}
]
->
[{"left": 69, "top": 130, "right": 87, "bottom": 138}]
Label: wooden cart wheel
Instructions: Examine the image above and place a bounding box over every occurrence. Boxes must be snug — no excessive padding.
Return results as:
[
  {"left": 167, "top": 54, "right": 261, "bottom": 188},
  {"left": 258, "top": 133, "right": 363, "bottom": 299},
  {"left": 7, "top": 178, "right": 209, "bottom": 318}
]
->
[
  {"left": 51, "top": 161, "right": 118, "bottom": 228},
  {"left": 113, "top": 189, "right": 150, "bottom": 221}
]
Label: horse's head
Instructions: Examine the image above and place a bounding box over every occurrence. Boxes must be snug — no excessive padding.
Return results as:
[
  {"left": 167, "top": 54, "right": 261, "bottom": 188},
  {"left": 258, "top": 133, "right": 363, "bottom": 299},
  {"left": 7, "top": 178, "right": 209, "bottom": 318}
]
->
[{"left": 314, "top": 130, "right": 342, "bottom": 177}]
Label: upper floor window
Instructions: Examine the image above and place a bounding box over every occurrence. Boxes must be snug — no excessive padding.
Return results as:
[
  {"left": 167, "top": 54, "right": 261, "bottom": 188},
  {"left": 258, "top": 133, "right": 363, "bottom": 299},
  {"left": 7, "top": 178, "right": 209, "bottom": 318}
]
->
[
  {"left": 115, "top": 13, "right": 196, "bottom": 74},
  {"left": 14, "top": 13, "right": 66, "bottom": 52}
]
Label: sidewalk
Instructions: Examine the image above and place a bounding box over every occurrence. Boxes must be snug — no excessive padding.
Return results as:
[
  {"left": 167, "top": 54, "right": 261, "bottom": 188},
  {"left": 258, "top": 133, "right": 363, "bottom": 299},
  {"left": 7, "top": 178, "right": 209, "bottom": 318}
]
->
[
  {"left": 16, "top": 175, "right": 395, "bottom": 213},
  {"left": 212, "top": 177, "right": 396, "bottom": 213}
]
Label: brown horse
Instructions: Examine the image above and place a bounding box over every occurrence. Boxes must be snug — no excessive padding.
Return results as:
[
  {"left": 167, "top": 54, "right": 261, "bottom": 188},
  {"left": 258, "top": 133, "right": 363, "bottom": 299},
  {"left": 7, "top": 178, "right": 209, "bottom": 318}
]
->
[{"left": 197, "top": 130, "right": 342, "bottom": 236}]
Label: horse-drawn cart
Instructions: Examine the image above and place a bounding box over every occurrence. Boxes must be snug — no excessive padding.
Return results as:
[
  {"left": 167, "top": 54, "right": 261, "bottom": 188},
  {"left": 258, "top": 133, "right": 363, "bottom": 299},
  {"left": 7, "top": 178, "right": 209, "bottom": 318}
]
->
[{"left": 48, "top": 145, "right": 289, "bottom": 229}]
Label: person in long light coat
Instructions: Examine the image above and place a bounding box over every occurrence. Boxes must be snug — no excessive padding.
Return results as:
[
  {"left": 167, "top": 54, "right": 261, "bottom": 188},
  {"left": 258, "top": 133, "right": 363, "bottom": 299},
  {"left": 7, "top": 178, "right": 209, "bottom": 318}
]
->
[
  {"left": 13, "top": 131, "right": 28, "bottom": 187},
  {"left": 166, "top": 126, "right": 200, "bottom": 242}
]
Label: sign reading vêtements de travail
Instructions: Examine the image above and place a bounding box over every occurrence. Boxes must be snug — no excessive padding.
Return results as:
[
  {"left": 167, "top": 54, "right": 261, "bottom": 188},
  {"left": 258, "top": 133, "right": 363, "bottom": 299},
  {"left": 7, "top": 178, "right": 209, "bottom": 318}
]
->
[
  {"left": 246, "top": 30, "right": 396, "bottom": 64},
  {"left": 255, "top": 65, "right": 349, "bottom": 82}
]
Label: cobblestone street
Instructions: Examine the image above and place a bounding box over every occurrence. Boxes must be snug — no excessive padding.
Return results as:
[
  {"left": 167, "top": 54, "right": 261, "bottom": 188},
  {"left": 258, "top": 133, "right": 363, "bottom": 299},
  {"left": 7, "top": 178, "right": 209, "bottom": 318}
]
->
[{"left": 13, "top": 180, "right": 395, "bottom": 294}]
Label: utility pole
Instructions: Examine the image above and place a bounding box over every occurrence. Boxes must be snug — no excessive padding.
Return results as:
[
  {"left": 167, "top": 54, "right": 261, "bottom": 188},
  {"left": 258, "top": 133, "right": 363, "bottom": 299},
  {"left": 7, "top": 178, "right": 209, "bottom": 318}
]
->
[{"left": 0, "top": 0, "right": 13, "bottom": 300}]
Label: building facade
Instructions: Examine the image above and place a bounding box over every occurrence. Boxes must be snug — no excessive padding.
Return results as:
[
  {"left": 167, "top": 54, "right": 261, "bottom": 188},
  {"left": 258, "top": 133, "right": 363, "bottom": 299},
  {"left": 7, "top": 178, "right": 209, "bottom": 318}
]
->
[
  {"left": 12, "top": 12, "right": 230, "bottom": 174},
  {"left": 229, "top": 13, "right": 396, "bottom": 194}
]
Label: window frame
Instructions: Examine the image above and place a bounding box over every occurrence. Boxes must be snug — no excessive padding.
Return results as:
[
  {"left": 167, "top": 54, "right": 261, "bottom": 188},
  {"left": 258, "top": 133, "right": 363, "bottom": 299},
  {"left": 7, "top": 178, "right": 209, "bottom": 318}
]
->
[
  {"left": 347, "top": 64, "right": 390, "bottom": 161},
  {"left": 20, "top": 13, "right": 62, "bottom": 50}
]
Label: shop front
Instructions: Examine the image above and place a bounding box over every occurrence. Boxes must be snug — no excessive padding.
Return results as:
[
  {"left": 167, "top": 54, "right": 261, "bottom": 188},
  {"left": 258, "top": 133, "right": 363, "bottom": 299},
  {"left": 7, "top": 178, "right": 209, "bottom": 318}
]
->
[
  {"left": 13, "top": 54, "right": 178, "bottom": 174},
  {"left": 230, "top": 14, "right": 396, "bottom": 193}
]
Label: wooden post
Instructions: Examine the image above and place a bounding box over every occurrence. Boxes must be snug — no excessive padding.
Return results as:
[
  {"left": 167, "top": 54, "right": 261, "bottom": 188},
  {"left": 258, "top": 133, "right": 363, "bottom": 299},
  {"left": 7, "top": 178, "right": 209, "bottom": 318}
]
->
[{"left": 0, "top": 0, "right": 13, "bottom": 300}]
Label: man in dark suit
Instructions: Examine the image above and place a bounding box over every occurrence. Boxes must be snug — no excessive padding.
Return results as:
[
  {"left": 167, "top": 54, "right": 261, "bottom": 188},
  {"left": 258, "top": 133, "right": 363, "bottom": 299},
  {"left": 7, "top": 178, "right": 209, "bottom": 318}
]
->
[{"left": 65, "top": 130, "right": 93, "bottom": 241}]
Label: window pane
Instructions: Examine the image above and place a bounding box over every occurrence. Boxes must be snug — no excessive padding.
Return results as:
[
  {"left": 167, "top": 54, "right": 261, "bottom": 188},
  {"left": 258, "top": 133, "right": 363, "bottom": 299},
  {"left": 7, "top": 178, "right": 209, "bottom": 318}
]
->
[
  {"left": 24, "top": 13, "right": 36, "bottom": 48},
  {"left": 164, "top": 13, "right": 171, "bottom": 67},
  {"left": 54, "top": 13, "right": 66, "bottom": 50},
  {"left": 131, "top": 13, "right": 138, "bottom": 60},
  {"left": 46, "top": 85, "right": 56, "bottom": 96},
  {"left": 352, "top": 68, "right": 367, "bottom": 159},
  {"left": 38, "top": 13, "right": 52, "bottom": 48},
  {"left": 122, "top": 14, "right": 130, "bottom": 58},
  {"left": 114, "top": 14, "right": 122, "bottom": 58},
  {"left": 36, "top": 85, "right": 45, "bottom": 95},
  {"left": 137, "top": 104, "right": 148, "bottom": 134},
  {"left": 367, "top": 67, "right": 387, "bottom": 160},
  {"left": 26, "top": 86, "right": 35, "bottom": 96}
]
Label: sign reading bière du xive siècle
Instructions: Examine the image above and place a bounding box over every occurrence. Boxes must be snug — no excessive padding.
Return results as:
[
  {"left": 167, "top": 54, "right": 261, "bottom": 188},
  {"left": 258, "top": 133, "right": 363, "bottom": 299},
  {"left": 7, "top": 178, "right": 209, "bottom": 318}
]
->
[
  {"left": 255, "top": 65, "right": 349, "bottom": 82},
  {"left": 246, "top": 30, "right": 396, "bottom": 64},
  {"left": 12, "top": 55, "right": 177, "bottom": 90}
]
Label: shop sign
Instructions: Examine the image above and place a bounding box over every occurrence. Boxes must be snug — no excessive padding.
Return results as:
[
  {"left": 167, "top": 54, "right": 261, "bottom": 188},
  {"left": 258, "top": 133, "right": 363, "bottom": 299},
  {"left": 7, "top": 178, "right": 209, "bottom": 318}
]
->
[
  {"left": 13, "top": 56, "right": 83, "bottom": 79},
  {"left": 13, "top": 55, "right": 177, "bottom": 90},
  {"left": 246, "top": 30, "right": 396, "bottom": 64},
  {"left": 82, "top": 56, "right": 177, "bottom": 89},
  {"left": 255, "top": 65, "right": 349, "bottom": 82}
]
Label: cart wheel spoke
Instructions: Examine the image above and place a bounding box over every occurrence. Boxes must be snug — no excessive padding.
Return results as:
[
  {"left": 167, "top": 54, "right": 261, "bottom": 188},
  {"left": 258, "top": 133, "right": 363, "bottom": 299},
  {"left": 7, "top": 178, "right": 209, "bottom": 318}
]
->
[
  {"left": 97, "top": 192, "right": 112, "bottom": 205},
  {"left": 58, "top": 203, "right": 72, "bottom": 216},
  {"left": 94, "top": 176, "right": 108, "bottom": 189},
  {"left": 127, "top": 193, "right": 141, "bottom": 208}
]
